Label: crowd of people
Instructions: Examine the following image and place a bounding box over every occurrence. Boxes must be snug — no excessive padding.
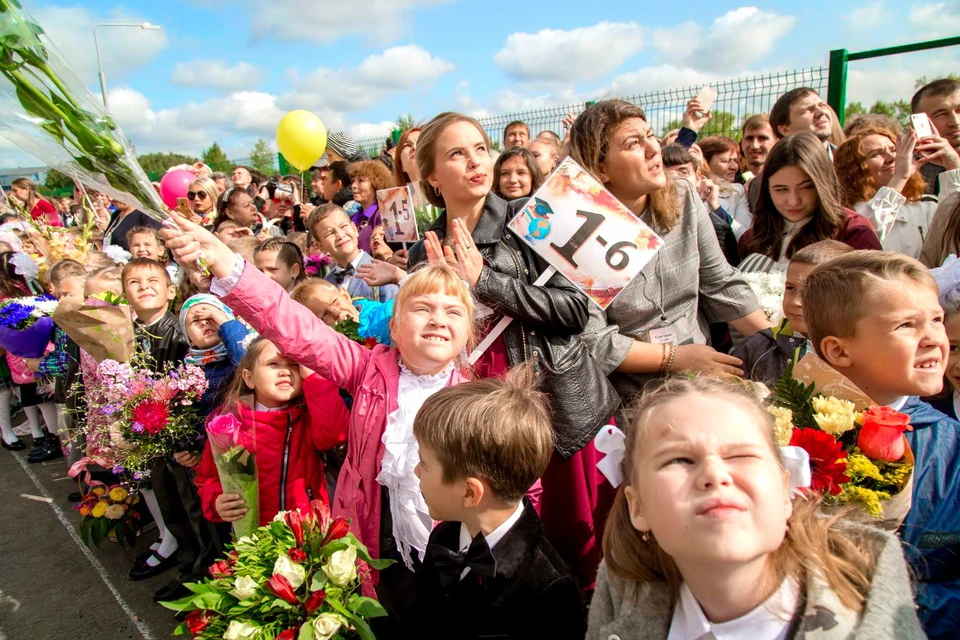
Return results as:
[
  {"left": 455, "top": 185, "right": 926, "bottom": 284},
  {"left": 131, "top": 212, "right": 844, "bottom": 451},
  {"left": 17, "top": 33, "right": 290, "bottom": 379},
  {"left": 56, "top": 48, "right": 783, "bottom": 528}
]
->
[{"left": 1, "top": 76, "right": 959, "bottom": 640}]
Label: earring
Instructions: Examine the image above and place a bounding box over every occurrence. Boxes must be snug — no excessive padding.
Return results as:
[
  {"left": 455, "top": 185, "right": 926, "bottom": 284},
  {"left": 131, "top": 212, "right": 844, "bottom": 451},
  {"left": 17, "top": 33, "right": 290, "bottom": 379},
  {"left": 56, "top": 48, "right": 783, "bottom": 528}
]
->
[
  {"left": 433, "top": 185, "right": 441, "bottom": 197},
  {"left": 640, "top": 530, "right": 650, "bottom": 542}
]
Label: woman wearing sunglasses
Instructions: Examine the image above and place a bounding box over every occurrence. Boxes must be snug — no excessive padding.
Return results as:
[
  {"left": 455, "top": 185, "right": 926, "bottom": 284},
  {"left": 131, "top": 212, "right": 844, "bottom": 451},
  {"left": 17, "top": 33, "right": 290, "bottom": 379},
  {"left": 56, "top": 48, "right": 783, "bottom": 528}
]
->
[{"left": 187, "top": 176, "right": 220, "bottom": 228}]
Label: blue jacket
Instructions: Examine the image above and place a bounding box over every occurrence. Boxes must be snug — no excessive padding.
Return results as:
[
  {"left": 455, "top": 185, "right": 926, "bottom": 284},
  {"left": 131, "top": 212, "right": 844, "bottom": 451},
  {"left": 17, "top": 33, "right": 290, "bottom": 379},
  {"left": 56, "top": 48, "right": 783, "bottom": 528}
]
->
[
  {"left": 900, "top": 397, "right": 960, "bottom": 639},
  {"left": 197, "top": 319, "right": 248, "bottom": 416}
]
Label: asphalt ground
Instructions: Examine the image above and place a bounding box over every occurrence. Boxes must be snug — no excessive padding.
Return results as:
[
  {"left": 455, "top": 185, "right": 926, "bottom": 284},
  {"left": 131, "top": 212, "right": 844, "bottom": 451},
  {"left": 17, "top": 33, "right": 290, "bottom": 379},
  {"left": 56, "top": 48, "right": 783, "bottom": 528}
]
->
[{"left": 0, "top": 433, "right": 181, "bottom": 640}]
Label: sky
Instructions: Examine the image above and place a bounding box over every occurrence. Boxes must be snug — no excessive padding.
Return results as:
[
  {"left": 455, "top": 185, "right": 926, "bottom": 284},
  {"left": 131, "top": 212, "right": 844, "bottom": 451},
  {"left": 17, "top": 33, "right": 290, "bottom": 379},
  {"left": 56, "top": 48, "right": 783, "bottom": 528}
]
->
[{"left": 1, "top": 0, "right": 959, "bottom": 168}]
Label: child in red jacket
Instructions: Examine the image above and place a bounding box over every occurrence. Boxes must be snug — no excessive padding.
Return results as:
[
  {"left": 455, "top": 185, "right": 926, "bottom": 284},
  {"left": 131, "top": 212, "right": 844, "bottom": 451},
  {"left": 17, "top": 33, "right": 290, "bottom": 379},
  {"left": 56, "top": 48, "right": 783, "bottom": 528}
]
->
[{"left": 195, "top": 337, "right": 349, "bottom": 526}]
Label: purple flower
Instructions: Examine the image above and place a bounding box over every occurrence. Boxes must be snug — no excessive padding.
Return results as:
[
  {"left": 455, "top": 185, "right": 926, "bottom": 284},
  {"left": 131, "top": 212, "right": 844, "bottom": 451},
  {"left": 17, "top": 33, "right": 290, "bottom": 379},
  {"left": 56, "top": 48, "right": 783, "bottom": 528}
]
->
[
  {"left": 111, "top": 464, "right": 124, "bottom": 474},
  {"left": 131, "top": 423, "right": 145, "bottom": 434},
  {"left": 132, "top": 471, "right": 144, "bottom": 480}
]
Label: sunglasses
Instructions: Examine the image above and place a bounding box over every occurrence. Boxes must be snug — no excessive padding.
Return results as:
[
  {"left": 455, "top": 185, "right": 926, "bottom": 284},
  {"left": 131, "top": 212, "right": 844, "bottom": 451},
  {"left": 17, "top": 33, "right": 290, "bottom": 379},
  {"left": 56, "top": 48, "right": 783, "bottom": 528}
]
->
[
  {"left": 273, "top": 198, "right": 294, "bottom": 205},
  {"left": 187, "top": 191, "right": 208, "bottom": 200}
]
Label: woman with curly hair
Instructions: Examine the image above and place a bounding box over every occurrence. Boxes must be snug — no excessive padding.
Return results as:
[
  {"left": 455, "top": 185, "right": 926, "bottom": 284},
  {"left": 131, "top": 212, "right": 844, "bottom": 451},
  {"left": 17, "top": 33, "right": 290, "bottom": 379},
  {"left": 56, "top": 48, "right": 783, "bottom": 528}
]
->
[
  {"left": 834, "top": 127, "right": 953, "bottom": 258},
  {"left": 348, "top": 159, "right": 395, "bottom": 254}
]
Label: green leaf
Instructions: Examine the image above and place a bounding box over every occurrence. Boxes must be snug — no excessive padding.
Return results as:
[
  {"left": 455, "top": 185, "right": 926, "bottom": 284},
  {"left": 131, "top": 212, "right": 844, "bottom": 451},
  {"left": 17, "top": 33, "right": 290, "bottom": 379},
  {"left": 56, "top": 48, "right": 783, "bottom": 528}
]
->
[
  {"left": 173, "top": 621, "right": 190, "bottom": 636},
  {"left": 309, "top": 572, "right": 328, "bottom": 592},
  {"left": 298, "top": 622, "right": 314, "bottom": 640},
  {"left": 345, "top": 614, "right": 378, "bottom": 640},
  {"left": 158, "top": 593, "right": 201, "bottom": 612},
  {"left": 347, "top": 596, "right": 387, "bottom": 618}
]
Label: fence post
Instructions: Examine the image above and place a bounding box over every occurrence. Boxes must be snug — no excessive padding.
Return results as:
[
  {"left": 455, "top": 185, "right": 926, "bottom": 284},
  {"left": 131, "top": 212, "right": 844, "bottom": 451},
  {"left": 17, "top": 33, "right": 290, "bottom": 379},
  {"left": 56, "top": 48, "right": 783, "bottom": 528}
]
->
[{"left": 827, "top": 48, "right": 849, "bottom": 126}]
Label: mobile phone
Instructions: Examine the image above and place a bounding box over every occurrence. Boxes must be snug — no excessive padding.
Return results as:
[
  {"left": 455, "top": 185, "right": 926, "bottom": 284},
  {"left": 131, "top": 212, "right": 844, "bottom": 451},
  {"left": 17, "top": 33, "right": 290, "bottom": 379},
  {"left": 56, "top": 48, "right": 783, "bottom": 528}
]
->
[
  {"left": 911, "top": 113, "right": 933, "bottom": 139},
  {"left": 695, "top": 86, "right": 718, "bottom": 114},
  {"left": 175, "top": 197, "right": 190, "bottom": 217}
]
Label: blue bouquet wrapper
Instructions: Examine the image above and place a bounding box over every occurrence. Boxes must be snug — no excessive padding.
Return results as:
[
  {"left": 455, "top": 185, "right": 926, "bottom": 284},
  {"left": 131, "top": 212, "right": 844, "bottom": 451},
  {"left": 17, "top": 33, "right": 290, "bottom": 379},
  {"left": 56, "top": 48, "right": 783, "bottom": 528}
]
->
[{"left": 0, "top": 316, "right": 54, "bottom": 358}]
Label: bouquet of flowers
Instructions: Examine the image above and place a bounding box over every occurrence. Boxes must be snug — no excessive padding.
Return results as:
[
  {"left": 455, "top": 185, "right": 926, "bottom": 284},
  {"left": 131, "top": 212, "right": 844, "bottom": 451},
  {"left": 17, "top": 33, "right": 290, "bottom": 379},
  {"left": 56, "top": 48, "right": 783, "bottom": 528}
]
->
[
  {"left": 75, "top": 483, "right": 140, "bottom": 548},
  {"left": 304, "top": 254, "right": 333, "bottom": 279},
  {"left": 742, "top": 271, "right": 786, "bottom": 324},
  {"left": 770, "top": 356, "right": 913, "bottom": 519},
  {"left": 162, "top": 501, "right": 392, "bottom": 640},
  {"left": 79, "top": 356, "right": 209, "bottom": 477},
  {"left": 0, "top": 293, "right": 57, "bottom": 357},
  {"left": 207, "top": 414, "right": 260, "bottom": 539}
]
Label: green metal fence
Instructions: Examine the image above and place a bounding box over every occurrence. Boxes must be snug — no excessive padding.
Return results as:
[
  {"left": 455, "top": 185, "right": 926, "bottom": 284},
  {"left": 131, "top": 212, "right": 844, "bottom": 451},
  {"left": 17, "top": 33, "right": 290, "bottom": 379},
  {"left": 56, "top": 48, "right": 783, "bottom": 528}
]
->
[
  {"left": 827, "top": 36, "right": 960, "bottom": 126},
  {"left": 355, "top": 67, "right": 828, "bottom": 151}
]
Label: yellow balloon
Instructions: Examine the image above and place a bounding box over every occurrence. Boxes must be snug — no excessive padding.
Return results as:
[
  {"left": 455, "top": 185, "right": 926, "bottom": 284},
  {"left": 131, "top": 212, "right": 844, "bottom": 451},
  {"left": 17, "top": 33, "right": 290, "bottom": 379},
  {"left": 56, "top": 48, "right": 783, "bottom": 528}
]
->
[{"left": 276, "top": 110, "right": 328, "bottom": 171}]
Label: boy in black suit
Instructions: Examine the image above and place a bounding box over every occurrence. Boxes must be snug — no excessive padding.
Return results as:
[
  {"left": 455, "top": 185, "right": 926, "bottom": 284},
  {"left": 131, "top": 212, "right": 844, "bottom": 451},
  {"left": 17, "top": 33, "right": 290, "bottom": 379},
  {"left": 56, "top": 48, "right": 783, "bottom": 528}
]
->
[{"left": 411, "top": 365, "right": 585, "bottom": 640}]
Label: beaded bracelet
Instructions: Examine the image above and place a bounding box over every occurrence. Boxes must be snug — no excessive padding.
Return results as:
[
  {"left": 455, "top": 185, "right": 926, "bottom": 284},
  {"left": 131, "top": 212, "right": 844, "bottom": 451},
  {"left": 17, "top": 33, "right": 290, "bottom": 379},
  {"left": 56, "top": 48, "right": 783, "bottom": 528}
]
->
[{"left": 660, "top": 343, "right": 677, "bottom": 374}]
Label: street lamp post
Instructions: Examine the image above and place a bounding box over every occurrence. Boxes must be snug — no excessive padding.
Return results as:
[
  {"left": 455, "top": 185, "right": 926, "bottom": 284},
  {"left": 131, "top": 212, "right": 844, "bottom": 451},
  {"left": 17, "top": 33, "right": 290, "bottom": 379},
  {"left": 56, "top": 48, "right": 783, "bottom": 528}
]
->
[{"left": 93, "top": 22, "right": 162, "bottom": 110}]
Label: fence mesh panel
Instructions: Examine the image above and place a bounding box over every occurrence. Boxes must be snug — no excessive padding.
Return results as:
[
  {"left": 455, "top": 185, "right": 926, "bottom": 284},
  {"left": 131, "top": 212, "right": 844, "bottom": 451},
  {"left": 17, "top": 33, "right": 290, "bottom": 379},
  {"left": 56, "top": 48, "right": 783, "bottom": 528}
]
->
[{"left": 354, "top": 67, "right": 827, "bottom": 152}]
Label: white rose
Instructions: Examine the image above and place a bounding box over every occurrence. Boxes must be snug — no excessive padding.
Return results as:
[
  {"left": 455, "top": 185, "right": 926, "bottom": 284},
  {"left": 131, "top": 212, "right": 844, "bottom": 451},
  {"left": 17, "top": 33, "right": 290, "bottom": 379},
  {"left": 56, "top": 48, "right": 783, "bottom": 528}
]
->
[
  {"left": 230, "top": 575, "right": 259, "bottom": 600},
  {"left": 273, "top": 554, "right": 306, "bottom": 590},
  {"left": 311, "top": 613, "right": 346, "bottom": 640},
  {"left": 321, "top": 546, "right": 357, "bottom": 586},
  {"left": 272, "top": 511, "right": 288, "bottom": 522},
  {"left": 223, "top": 620, "right": 260, "bottom": 640}
]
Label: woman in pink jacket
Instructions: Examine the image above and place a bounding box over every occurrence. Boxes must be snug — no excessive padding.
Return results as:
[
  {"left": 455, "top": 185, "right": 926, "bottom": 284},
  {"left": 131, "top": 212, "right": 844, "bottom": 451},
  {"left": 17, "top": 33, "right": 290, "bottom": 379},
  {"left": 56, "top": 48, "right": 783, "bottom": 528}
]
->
[{"left": 160, "top": 214, "right": 476, "bottom": 631}]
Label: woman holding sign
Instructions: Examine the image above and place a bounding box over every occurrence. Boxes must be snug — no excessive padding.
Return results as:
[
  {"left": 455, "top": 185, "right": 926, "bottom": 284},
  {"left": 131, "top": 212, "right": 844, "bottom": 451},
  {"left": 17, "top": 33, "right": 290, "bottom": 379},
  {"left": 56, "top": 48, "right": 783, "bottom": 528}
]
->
[
  {"left": 407, "top": 111, "right": 620, "bottom": 591},
  {"left": 569, "top": 100, "right": 770, "bottom": 402}
]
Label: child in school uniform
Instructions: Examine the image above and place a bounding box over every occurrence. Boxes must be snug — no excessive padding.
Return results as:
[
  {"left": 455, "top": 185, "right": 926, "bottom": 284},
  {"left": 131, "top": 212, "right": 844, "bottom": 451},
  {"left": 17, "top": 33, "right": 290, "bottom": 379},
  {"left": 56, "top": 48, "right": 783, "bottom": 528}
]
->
[
  {"left": 803, "top": 250, "right": 960, "bottom": 638},
  {"left": 307, "top": 204, "right": 398, "bottom": 302},
  {"left": 589, "top": 376, "right": 924, "bottom": 640},
  {"left": 411, "top": 366, "right": 585, "bottom": 640},
  {"left": 733, "top": 240, "right": 853, "bottom": 386}
]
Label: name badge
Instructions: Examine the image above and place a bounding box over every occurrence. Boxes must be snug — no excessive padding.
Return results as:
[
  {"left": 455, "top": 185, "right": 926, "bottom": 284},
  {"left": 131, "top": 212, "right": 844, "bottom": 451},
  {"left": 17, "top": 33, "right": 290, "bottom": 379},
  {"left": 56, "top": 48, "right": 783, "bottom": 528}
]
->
[{"left": 648, "top": 325, "right": 679, "bottom": 344}]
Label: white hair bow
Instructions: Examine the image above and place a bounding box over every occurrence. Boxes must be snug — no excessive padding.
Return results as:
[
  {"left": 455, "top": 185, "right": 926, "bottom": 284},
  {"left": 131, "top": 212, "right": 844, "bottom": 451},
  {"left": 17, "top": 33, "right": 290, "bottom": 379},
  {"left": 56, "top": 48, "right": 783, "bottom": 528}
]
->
[{"left": 9, "top": 252, "right": 38, "bottom": 280}]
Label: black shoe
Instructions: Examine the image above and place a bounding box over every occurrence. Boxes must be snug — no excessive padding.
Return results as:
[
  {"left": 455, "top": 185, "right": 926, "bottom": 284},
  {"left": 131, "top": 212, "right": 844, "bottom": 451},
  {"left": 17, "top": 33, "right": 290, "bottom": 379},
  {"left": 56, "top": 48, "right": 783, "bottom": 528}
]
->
[
  {"left": 29, "top": 435, "right": 47, "bottom": 450},
  {"left": 27, "top": 438, "right": 63, "bottom": 463},
  {"left": 67, "top": 490, "right": 83, "bottom": 502},
  {"left": 153, "top": 579, "right": 190, "bottom": 603},
  {"left": 128, "top": 549, "right": 179, "bottom": 581},
  {"left": 133, "top": 543, "right": 162, "bottom": 567},
  {"left": 1, "top": 438, "right": 25, "bottom": 451}
]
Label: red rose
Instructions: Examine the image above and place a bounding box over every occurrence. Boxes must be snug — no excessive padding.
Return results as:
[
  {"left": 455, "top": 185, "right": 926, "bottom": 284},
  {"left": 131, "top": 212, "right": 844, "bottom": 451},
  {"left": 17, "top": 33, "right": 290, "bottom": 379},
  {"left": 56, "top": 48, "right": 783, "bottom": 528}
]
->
[
  {"left": 858, "top": 406, "right": 913, "bottom": 462},
  {"left": 185, "top": 610, "right": 214, "bottom": 634},
  {"left": 208, "top": 559, "right": 234, "bottom": 578},
  {"left": 304, "top": 589, "right": 326, "bottom": 614},
  {"left": 322, "top": 517, "right": 350, "bottom": 545},
  {"left": 131, "top": 400, "right": 169, "bottom": 435},
  {"left": 266, "top": 574, "right": 300, "bottom": 605},
  {"left": 276, "top": 629, "right": 299, "bottom": 640},
  {"left": 789, "top": 428, "right": 850, "bottom": 496},
  {"left": 288, "top": 547, "right": 307, "bottom": 563},
  {"left": 285, "top": 510, "right": 305, "bottom": 547}
]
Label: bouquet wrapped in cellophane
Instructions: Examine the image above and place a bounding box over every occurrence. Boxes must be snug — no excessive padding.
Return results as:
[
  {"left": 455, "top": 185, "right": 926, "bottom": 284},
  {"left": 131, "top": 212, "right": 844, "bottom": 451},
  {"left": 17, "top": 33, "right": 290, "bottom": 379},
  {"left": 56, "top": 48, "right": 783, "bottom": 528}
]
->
[
  {"left": 206, "top": 413, "right": 260, "bottom": 540},
  {"left": 769, "top": 353, "right": 913, "bottom": 521},
  {"left": 161, "top": 501, "right": 393, "bottom": 640},
  {"left": 0, "top": 0, "right": 168, "bottom": 221},
  {"left": 78, "top": 353, "right": 209, "bottom": 478},
  {"left": 0, "top": 292, "right": 56, "bottom": 357}
]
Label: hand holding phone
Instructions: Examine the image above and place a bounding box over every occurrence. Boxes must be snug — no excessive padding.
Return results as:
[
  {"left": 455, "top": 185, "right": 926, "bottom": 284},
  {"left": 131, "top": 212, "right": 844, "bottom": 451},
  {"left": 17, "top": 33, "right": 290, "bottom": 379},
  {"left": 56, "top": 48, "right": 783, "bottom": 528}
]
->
[
  {"left": 911, "top": 113, "right": 934, "bottom": 139},
  {"left": 696, "top": 86, "right": 718, "bottom": 115}
]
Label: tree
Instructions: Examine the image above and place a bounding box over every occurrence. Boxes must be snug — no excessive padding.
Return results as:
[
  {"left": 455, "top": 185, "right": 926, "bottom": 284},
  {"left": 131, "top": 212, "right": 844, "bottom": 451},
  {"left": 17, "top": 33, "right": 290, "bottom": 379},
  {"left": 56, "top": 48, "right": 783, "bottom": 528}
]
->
[
  {"left": 136, "top": 152, "right": 199, "bottom": 177},
  {"left": 396, "top": 113, "right": 416, "bottom": 133},
  {"left": 844, "top": 99, "right": 911, "bottom": 129},
  {"left": 43, "top": 169, "right": 73, "bottom": 192},
  {"left": 248, "top": 138, "right": 276, "bottom": 175},
  {"left": 202, "top": 142, "right": 230, "bottom": 173},
  {"left": 661, "top": 111, "right": 738, "bottom": 139},
  {"left": 914, "top": 74, "right": 960, "bottom": 89}
]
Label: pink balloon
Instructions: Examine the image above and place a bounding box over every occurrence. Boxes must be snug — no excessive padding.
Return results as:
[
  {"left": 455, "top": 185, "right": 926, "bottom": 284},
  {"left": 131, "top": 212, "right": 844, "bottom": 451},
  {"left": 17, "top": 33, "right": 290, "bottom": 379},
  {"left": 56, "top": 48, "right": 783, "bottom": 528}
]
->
[{"left": 159, "top": 169, "right": 196, "bottom": 209}]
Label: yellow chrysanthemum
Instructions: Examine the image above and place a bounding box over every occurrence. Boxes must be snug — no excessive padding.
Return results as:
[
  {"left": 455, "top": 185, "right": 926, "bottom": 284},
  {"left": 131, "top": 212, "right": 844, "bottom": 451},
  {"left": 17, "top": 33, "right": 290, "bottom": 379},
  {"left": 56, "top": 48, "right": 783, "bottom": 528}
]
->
[
  {"left": 767, "top": 406, "right": 795, "bottom": 446},
  {"left": 812, "top": 396, "right": 857, "bottom": 435},
  {"left": 108, "top": 487, "right": 128, "bottom": 502},
  {"left": 840, "top": 485, "right": 890, "bottom": 519},
  {"left": 91, "top": 487, "right": 106, "bottom": 496},
  {"left": 845, "top": 453, "right": 883, "bottom": 482},
  {"left": 91, "top": 501, "right": 108, "bottom": 518}
]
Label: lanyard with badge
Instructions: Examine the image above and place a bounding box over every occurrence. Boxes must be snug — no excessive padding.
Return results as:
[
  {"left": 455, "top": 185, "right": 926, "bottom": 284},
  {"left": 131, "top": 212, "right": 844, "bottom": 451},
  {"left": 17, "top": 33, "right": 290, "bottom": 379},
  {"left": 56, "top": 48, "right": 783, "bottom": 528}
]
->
[{"left": 642, "top": 254, "right": 679, "bottom": 345}]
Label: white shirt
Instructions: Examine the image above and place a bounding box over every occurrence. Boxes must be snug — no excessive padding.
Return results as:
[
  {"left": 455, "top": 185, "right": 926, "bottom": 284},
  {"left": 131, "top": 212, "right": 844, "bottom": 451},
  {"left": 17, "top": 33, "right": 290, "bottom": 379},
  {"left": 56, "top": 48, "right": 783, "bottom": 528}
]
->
[
  {"left": 456, "top": 502, "right": 525, "bottom": 579},
  {"left": 776, "top": 217, "right": 813, "bottom": 269},
  {"left": 887, "top": 396, "right": 909, "bottom": 411},
  {"left": 667, "top": 579, "right": 799, "bottom": 640},
  {"left": 376, "top": 359, "right": 453, "bottom": 570}
]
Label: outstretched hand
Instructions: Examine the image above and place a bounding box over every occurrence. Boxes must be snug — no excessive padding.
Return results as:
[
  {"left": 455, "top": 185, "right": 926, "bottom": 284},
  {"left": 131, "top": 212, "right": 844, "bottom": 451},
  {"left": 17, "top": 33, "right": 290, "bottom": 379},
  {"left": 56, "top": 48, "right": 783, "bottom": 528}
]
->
[
  {"left": 158, "top": 211, "right": 236, "bottom": 279},
  {"left": 356, "top": 258, "right": 404, "bottom": 286}
]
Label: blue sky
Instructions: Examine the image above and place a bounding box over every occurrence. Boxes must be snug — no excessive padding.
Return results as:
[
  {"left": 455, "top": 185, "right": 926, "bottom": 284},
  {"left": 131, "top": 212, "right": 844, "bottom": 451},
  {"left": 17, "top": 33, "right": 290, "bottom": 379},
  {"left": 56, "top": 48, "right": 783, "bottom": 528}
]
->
[{"left": 2, "top": 0, "right": 958, "bottom": 167}]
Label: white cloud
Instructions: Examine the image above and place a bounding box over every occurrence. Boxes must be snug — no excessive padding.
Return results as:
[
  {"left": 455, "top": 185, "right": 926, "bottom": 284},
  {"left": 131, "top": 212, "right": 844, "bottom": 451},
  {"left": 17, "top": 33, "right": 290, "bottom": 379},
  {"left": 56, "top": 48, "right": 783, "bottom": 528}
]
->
[
  {"left": 494, "top": 22, "right": 645, "bottom": 82},
  {"left": 845, "top": 1, "right": 888, "bottom": 29},
  {"left": 254, "top": 0, "right": 448, "bottom": 45},
  {"left": 170, "top": 60, "right": 267, "bottom": 92},
  {"left": 32, "top": 6, "right": 168, "bottom": 84},
  {"left": 909, "top": 1, "right": 960, "bottom": 37},
  {"left": 845, "top": 51, "right": 960, "bottom": 106},
  {"left": 600, "top": 65, "right": 724, "bottom": 97},
  {"left": 652, "top": 7, "right": 795, "bottom": 73},
  {"left": 286, "top": 45, "right": 454, "bottom": 113},
  {"left": 349, "top": 121, "right": 397, "bottom": 142}
]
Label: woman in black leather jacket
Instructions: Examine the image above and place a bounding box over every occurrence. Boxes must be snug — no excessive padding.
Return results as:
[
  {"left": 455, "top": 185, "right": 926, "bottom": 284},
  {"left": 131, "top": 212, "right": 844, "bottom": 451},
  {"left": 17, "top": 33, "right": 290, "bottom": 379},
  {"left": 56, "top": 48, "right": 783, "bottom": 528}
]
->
[{"left": 405, "top": 111, "right": 619, "bottom": 591}]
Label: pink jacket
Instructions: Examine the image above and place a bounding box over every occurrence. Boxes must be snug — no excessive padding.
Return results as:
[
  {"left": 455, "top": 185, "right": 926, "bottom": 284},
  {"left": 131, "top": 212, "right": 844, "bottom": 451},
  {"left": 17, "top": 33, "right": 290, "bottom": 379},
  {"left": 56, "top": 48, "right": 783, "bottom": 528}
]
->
[{"left": 222, "top": 263, "right": 469, "bottom": 585}]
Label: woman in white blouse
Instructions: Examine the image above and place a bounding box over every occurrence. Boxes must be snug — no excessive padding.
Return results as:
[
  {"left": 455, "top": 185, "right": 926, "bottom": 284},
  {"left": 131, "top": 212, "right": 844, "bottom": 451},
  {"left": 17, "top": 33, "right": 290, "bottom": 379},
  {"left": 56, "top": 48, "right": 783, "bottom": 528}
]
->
[{"left": 835, "top": 126, "right": 960, "bottom": 258}]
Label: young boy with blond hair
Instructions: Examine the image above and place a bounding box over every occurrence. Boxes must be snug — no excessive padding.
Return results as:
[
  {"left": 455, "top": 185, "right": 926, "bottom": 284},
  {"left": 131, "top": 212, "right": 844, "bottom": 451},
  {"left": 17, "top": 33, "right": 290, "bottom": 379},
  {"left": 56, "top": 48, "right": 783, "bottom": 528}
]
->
[
  {"left": 411, "top": 366, "right": 584, "bottom": 640},
  {"left": 803, "top": 250, "right": 960, "bottom": 637},
  {"left": 733, "top": 239, "right": 853, "bottom": 385}
]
